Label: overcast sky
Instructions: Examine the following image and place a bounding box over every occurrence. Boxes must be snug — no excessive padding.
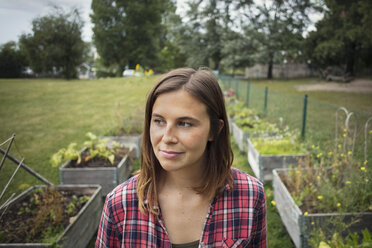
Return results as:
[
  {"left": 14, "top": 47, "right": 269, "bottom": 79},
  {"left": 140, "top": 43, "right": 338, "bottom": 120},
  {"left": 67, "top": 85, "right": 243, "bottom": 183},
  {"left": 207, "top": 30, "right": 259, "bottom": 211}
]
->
[
  {"left": 0, "top": 0, "right": 93, "bottom": 45},
  {"left": 0, "top": 0, "right": 319, "bottom": 46},
  {"left": 0, "top": 0, "right": 191, "bottom": 46}
]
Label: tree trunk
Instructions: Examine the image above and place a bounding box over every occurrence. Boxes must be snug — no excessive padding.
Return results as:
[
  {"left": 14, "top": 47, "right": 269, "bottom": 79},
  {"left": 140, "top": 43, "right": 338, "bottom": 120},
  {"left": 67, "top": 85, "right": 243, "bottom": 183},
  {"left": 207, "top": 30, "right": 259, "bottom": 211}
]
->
[
  {"left": 267, "top": 55, "right": 273, "bottom": 79},
  {"left": 345, "top": 42, "right": 356, "bottom": 76}
]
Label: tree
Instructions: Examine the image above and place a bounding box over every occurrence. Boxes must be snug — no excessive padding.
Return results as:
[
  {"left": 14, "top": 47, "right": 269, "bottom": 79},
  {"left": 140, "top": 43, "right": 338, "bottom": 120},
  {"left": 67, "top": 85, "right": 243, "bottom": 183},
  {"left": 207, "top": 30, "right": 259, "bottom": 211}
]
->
[
  {"left": 91, "top": 0, "right": 170, "bottom": 75},
  {"left": 238, "top": 0, "right": 316, "bottom": 78},
  {"left": 19, "top": 7, "right": 85, "bottom": 79},
  {"left": 220, "top": 29, "right": 257, "bottom": 75},
  {"left": 0, "top": 41, "right": 27, "bottom": 78},
  {"left": 304, "top": 0, "right": 372, "bottom": 76},
  {"left": 177, "top": 0, "right": 231, "bottom": 70}
]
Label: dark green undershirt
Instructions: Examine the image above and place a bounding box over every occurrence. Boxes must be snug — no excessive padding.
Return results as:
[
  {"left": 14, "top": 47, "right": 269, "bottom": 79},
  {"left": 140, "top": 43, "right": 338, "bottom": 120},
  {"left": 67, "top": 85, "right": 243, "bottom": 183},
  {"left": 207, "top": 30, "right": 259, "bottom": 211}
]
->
[{"left": 172, "top": 240, "right": 199, "bottom": 248}]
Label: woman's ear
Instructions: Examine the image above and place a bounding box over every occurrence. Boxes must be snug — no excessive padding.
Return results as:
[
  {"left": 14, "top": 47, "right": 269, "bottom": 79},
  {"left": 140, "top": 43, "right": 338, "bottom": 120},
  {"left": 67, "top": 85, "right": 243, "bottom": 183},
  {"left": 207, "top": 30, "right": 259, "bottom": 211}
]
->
[
  {"left": 218, "top": 119, "right": 224, "bottom": 133},
  {"left": 208, "top": 119, "right": 224, "bottom": 141}
]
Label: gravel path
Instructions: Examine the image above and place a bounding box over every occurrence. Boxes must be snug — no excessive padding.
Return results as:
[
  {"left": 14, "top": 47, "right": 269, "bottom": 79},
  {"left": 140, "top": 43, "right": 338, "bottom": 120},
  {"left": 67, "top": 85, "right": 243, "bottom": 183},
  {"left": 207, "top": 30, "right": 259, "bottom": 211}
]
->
[{"left": 296, "top": 79, "right": 372, "bottom": 93}]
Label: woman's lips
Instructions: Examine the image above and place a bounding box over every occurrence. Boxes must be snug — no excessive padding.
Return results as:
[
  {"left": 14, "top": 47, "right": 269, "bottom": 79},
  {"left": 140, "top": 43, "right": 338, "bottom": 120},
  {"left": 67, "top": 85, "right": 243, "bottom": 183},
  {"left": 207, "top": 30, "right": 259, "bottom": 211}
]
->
[{"left": 160, "top": 150, "right": 183, "bottom": 159}]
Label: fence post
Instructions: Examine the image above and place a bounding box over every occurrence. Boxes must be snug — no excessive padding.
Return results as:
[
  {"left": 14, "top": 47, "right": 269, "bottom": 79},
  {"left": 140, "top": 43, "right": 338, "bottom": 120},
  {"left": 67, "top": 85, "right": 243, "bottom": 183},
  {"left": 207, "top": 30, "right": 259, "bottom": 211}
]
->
[
  {"left": 264, "top": 87, "right": 268, "bottom": 117},
  {"left": 235, "top": 80, "right": 239, "bottom": 99},
  {"left": 246, "top": 82, "right": 250, "bottom": 107},
  {"left": 301, "top": 94, "right": 308, "bottom": 139}
]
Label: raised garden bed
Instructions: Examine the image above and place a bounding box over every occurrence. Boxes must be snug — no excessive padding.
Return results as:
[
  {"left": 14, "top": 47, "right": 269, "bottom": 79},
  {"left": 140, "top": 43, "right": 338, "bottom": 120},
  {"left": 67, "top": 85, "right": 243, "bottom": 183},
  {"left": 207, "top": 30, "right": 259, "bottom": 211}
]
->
[
  {"left": 247, "top": 138, "right": 308, "bottom": 181},
  {"left": 273, "top": 168, "right": 372, "bottom": 248},
  {"left": 232, "top": 121, "right": 248, "bottom": 152},
  {"left": 0, "top": 184, "right": 102, "bottom": 248},
  {"left": 59, "top": 147, "right": 133, "bottom": 196}
]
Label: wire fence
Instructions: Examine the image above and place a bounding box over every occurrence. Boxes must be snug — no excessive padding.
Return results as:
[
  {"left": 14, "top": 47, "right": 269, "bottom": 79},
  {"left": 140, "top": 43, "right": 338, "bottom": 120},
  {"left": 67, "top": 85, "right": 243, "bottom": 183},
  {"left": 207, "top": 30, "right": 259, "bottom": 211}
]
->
[{"left": 219, "top": 75, "right": 372, "bottom": 164}]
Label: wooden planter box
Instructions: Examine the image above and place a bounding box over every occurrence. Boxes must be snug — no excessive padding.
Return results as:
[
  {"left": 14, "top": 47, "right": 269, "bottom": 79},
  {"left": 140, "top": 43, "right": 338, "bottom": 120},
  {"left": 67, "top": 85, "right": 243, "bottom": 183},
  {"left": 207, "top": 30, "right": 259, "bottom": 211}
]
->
[
  {"left": 100, "top": 134, "right": 142, "bottom": 158},
  {"left": 59, "top": 148, "right": 133, "bottom": 196},
  {"left": 228, "top": 117, "right": 234, "bottom": 136},
  {"left": 0, "top": 184, "right": 102, "bottom": 248},
  {"left": 231, "top": 122, "right": 248, "bottom": 152},
  {"left": 273, "top": 168, "right": 372, "bottom": 248},
  {"left": 247, "top": 138, "right": 308, "bottom": 182}
]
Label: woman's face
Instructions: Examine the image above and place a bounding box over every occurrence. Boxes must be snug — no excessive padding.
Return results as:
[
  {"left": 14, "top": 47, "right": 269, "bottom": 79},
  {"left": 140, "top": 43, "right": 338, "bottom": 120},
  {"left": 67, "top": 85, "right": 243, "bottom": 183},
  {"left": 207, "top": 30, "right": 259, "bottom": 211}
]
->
[{"left": 150, "top": 89, "right": 212, "bottom": 174}]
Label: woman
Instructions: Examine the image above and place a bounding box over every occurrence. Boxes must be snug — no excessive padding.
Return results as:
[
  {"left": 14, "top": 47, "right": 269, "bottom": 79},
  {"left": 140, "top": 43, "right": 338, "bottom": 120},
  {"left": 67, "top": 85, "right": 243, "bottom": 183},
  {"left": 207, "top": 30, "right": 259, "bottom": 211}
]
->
[{"left": 95, "top": 68, "right": 266, "bottom": 248}]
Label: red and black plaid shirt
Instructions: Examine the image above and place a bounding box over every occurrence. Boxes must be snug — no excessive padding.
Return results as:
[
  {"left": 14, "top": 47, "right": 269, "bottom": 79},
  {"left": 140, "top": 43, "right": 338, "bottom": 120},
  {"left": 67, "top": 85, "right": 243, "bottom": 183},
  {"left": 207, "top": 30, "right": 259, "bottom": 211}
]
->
[{"left": 95, "top": 168, "right": 267, "bottom": 248}]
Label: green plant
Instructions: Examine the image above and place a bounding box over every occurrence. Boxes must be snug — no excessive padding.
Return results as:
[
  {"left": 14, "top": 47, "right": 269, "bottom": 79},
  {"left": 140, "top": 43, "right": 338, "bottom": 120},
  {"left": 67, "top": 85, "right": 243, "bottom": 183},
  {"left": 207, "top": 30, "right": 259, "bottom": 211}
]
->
[
  {"left": 309, "top": 228, "right": 372, "bottom": 248},
  {"left": 252, "top": 136, "right": 306, "bottom": 155},
  {"left": 50, "top": 132, "right": 123, "bottom": 167},
  {"left": 50, "top": 143, "right": 81, "bottom": 167},
  {"left": 281, "top": 144, "right": 372, "bottom": 214}
]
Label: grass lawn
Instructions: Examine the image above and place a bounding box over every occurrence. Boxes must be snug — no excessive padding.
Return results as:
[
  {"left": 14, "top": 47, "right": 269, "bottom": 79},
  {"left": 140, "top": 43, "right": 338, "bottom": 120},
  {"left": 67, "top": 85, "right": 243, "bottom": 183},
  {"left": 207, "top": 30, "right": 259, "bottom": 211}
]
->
[
  {"left": 247, "top": 78, "right": 372, "bottom": 114},
  {"left": 0, "top": 77, "right": 158, "bottom": 199}
]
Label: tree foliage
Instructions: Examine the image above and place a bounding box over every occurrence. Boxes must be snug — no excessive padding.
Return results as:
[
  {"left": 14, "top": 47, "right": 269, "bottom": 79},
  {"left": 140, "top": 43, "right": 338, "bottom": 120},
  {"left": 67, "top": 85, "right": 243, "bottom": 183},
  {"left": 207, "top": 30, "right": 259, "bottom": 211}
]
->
[
  {"left": 237, "top": 0, "right": 316, "bottom": 78},
  {"left": 176, "top": 0, "right": 230, "bottom": 70},
  {"left": 0, "top": 41, "right": 27, "bottom": 78},
  {"left": 19, "top": 7, "right": 85, "bottom": 79},
  {"left": 305, "top": 0, "right": 372, "bottom": 76},
  {"left": 91, "top": 0, "right": 170, "bottom": 75}
]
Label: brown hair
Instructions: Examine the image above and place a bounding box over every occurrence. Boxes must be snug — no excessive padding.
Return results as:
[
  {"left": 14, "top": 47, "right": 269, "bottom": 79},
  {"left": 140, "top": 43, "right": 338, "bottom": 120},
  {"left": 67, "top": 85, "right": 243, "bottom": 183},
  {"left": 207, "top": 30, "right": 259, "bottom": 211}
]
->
[{"left": 137, "top": 68, "right": 234, "bottom": 214}]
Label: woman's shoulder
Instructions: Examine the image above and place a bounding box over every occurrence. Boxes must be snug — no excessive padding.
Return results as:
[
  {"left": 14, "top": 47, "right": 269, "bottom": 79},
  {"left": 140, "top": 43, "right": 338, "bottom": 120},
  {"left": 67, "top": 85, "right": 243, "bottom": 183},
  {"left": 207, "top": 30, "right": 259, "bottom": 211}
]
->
[
  {"left": 105, "top": 175, "right": 139, "bottom": 207},
  {"left": 231, "top": 168, "right": 265, "bottom": 195}
]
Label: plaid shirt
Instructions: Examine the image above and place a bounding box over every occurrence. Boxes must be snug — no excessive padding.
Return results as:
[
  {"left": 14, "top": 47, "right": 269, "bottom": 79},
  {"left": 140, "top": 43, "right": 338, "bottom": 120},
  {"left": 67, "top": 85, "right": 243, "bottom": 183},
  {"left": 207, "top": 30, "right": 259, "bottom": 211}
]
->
[{"left": 95, "top": 168, "right": 266, "bottom": 248}]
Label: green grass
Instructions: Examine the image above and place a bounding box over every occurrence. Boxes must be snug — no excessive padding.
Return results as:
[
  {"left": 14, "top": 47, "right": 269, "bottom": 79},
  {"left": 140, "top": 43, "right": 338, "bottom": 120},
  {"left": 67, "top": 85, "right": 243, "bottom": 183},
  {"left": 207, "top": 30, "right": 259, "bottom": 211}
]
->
[
  {"left": 0, "top": 77, "right": 158, "bottom": 201},
  {"left": 248, "top": 78, "right": 372, "bottom": 114}
]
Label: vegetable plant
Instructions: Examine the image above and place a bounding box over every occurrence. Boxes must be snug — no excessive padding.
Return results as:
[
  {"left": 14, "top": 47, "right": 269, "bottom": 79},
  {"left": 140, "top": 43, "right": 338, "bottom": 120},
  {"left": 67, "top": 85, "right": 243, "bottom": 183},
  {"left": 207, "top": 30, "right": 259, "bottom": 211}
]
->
[{"left": 50, "top": 132, "right": 123, "bottom": 167}]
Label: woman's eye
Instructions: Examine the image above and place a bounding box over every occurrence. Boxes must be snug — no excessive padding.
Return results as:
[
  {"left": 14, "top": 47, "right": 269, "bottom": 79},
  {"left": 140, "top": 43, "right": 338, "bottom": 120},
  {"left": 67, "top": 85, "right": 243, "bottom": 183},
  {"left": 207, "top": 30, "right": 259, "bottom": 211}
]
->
[
  {"left": 153, "top": 119, "right": 165, "bottom": 125},
  {"left": 179, "top": 121, "right": 192, "bottom": 127}
]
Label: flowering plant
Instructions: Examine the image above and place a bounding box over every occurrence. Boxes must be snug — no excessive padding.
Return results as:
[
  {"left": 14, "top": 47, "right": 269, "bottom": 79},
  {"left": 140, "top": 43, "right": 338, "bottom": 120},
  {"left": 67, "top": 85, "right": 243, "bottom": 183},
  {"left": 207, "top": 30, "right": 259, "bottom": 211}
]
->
[{"left": 280, "top": 145, "right": 371, "bottom": 214}]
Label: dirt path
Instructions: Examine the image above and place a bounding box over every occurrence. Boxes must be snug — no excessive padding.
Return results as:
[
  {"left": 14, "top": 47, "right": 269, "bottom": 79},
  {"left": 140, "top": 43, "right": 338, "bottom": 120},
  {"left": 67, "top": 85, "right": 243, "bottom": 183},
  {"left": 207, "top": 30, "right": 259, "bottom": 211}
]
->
[{"left": 296, "top": 79, "right": 372, "bottom": 93}]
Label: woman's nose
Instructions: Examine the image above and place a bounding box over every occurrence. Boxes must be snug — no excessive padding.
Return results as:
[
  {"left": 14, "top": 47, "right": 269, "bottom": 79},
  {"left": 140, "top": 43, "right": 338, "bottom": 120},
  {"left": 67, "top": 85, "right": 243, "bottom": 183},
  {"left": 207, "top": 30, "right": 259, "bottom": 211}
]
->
[{"left": 162, "top": 124, "right": 178, "bottom": 143}]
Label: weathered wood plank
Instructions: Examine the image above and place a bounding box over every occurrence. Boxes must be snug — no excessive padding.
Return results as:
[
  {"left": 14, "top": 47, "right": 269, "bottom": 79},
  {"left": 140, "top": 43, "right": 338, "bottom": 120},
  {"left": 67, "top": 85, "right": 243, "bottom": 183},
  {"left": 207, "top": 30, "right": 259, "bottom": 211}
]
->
[{"left": 247, "top": 138, "right": 308, "bottom": 181}]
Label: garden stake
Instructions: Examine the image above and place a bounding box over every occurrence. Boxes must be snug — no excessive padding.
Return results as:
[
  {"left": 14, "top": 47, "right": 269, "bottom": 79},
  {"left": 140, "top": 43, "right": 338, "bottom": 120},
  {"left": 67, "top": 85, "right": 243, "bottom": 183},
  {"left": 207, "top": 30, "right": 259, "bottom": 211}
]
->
[
  {"left": 246, "top": 82, "right": 250, "bottom": 107},
  {"left": 264, "top": 87, "right": 268, "bottom": 117},
  {"left": 0, "top": 133, "right": 15, "bottom": 172},
  {"left": 365, "top": 116, "right": 372, "bottom": 162},
  {"left": 301, "top": 95, "right": 308, "bottom": 140},
  {"left": 0, "top": 148, "right": 54, "bottom": 186},
  {"left": 344, "top": 112, "right": 357, "bottom": 155},
  {"left": 0, "top": 192, "right": 15, "bottom": 216},
  {"left": 235, "top": 80, "right": 239, "bottom": 99},
  {"left": 0, "top": 158, "right": 23, "bottom": 202},
  {"left": 335, "top": 107, "right": 349, "bottom": 150}
]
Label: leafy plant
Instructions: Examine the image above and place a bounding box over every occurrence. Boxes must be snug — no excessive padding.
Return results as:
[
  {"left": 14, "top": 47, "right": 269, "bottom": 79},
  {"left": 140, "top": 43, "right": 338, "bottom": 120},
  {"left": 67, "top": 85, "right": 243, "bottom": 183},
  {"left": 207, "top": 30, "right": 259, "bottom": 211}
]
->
[
  {"left": 50, "top": 143, "right": 81, "bottom": 167},
  {"left": 50, "top": 132, "right": 124, "bottom": 167},
  {"left": 227, "top": 97, "right": 281, "bottom": 135},
  {"left": 252, "top": 136, "right": 306, "bottom": 155},
  {"left": 309, "top": 228, "right": 372, "bottom": 248},
  {"left": 280, "top": 145, "right": 372, "bottom": 214}
]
